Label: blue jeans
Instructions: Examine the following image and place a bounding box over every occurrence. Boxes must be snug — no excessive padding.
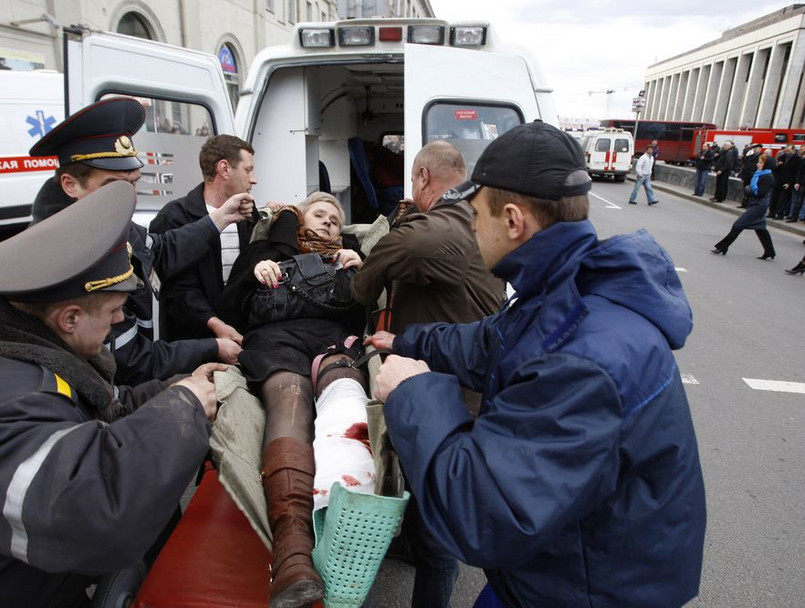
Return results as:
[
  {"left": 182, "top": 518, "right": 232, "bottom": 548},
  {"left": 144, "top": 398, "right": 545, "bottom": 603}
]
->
[
  {"left": 629, "top": 175, "right": 657, "bottom": 203},
  {"left": 694, "top": 169, "right": 709, "bottom": 195}
]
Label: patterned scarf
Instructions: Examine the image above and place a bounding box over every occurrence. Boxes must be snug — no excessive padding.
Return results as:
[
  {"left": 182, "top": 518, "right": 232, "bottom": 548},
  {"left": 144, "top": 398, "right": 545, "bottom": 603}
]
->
[{"left": 279, "top": 205, "right": 343, "bottom": 256}]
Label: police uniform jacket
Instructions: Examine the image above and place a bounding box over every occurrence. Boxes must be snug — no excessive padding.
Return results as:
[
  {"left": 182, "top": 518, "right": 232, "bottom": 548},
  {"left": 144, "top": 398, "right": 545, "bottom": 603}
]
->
[
  {"left": 31, "top": 177, "right": 221, "bottom": 385},
  {"left": 0, "top": 297, "right": 211, "bottom": 608},
  {"left": 384, "top": 220, "right": 706, "bottom": 607},
  {"left": 149, "top": 183, "right": 259, "bottom": 341}
]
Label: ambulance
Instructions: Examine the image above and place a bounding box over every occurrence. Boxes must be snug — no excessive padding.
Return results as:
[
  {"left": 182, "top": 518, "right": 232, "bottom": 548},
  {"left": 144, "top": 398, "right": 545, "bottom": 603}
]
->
[
  {"left": 0, "top": 70, "right": 64, "bottom": 240},
  {"left": 580, "top": 128, "right": 633, "bottom": 182},
  {"left": 63, "top": 18, "right": 559, "bottom": 225}
]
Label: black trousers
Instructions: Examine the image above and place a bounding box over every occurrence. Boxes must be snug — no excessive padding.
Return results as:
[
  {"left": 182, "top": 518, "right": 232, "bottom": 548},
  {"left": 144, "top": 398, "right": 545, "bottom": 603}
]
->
[
  {"left": 714, "top": 171, "right": 730, "bottom": 201},
  {"left": 715, "top": 227, "right": 775, "bottom": 256}
]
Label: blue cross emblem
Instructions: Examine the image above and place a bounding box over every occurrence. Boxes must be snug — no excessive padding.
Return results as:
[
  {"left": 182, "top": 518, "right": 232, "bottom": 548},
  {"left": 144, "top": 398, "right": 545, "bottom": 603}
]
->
[{"left": 26, "top": 110, "right": 58, "bottom": 139}]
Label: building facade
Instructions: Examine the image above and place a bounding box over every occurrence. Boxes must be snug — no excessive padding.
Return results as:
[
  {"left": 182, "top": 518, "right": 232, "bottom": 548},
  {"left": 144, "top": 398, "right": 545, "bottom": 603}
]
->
[
  {"left": 0, "top": 0, "right": 433, "bottom": 109},
  {"left": 643, "top": 4, "right": 805, "bottom": 129}
]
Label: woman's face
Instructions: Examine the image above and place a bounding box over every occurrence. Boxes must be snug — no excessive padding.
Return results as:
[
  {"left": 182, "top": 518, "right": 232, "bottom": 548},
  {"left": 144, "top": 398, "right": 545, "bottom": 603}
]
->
[{"left": 303, "top": 201, "right": 341, "bottom": 238}]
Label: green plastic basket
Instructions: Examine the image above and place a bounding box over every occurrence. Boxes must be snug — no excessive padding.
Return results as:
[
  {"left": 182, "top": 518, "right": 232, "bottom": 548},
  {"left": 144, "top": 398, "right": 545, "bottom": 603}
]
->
[{"left": 313, "top": 483, "right": 410, "bottom": 607}]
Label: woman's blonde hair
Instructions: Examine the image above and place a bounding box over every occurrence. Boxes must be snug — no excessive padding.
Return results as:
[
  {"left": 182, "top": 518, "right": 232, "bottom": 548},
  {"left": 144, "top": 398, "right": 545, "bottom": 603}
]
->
[{"left": 297, "top": 191, "right": 345, "bottom": 227}]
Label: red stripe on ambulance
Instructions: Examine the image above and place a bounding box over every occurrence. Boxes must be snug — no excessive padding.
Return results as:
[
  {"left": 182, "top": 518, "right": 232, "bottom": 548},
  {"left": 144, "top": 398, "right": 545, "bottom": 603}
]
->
[{"left": 0, "top": 156, "right": 59, "bottom": 174}]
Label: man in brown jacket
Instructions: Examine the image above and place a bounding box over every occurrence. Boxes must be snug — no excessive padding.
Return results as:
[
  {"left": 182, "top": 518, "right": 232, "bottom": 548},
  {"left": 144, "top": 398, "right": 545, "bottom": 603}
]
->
[{"left": 351, "top": 139, "right": 503, "bottom": 608}]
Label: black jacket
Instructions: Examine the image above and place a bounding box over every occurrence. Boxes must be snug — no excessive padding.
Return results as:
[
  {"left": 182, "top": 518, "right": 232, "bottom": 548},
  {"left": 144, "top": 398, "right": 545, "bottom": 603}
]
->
[
  {"left": 149, "top": 184, "right": 259, "bottom": 341},
  {"left": 0, "top": 299, "right": 211, "bottom": 608}
]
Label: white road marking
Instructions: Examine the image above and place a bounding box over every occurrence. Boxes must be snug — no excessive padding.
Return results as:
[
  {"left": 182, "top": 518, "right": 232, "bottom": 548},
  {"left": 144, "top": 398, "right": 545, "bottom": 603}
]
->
[
  {"left": 675, "top": 268, "right": 688, "bottom": 272},
  {"left": 590, "top": 191, "right": 621, "bottom": 209},
  {"left": 681, "top": 373, "right": 699, "bottom": 385},
  {"left": 743, "top": 378, "right": 805, "bottom": 394}
]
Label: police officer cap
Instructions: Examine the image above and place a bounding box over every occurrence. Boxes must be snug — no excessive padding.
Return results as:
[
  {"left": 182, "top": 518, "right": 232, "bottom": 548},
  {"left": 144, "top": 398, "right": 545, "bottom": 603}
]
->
[
  {"left": 29, "top": 97, "right": 145, "bottom": 171},
  {"left": 443, "top": 120, "right": 592, "bottom": 203},
  {"left": 0, "top": 181, "right": 143, "bottom": 303}
]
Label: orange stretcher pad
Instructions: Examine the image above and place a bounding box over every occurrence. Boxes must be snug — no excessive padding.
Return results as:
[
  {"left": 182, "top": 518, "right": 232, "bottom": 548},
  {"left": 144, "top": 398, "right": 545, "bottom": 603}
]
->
[{"left": 132, "top": 463, "right": 323, "bottom": 608}]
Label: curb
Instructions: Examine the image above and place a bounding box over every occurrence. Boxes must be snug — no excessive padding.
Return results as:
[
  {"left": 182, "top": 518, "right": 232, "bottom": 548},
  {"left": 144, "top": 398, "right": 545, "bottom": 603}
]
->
[{"left": 626, "top": 175, "right": 805, "bottom": 239}]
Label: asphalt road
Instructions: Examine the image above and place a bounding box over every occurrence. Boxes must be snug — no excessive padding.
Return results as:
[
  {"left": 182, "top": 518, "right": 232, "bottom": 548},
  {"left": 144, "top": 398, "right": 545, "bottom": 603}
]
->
[{"left": 368, "top": 177, "right": 805, "bottom": 607}]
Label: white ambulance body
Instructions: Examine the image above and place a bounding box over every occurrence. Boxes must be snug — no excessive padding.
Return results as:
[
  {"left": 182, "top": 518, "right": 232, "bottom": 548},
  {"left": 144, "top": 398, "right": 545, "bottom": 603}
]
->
[
  {"left": 0, "top": 70, "right": 64, "bottom": 239},
  {"left": 64, "top": 19, "right": 558, "bottom": 224},
  {"left": 580, "top": 128, "right": 633, "bottom": 182}
]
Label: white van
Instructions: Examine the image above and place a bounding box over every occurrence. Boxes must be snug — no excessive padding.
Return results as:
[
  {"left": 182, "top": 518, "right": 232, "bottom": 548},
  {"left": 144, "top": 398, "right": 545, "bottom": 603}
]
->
[
  {"left": 0, "top": 70, "right": 64, "bottom": 239},
  {"left": 580, "top": 128, "right": 633, "bottom": 182},
  {"left": 63, "top": 19, "right": 559, "bottom": 223}
]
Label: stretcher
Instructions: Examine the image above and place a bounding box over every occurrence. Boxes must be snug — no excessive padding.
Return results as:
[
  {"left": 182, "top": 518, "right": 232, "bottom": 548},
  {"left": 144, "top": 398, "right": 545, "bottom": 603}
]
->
[{"left": 131, "top": 462, "right": 324, "bottom": 608}]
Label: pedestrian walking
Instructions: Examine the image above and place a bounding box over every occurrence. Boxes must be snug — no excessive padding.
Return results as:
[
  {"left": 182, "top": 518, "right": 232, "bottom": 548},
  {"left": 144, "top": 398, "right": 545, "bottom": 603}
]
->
[{"left": 629, "top": 145, "right": 659, "bottom": 205}]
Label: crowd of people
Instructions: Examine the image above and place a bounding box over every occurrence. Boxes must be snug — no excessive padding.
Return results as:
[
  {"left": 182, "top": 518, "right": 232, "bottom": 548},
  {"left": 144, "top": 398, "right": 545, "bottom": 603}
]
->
[
  {"left": 686, "top": 140, "right": 805, "bottom": 272},
  {"left": 0, "top": 100, "right": 708, "bottom": 608}
]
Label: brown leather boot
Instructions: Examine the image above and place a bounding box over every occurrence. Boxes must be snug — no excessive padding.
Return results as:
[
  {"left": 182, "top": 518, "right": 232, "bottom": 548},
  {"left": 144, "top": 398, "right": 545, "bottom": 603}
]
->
[{"left": 262, "top": 437, "right": 324, "bottom": 608}]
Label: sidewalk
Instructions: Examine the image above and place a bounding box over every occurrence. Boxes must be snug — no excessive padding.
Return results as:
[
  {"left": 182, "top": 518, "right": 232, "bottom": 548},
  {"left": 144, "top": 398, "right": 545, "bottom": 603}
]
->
[{"left": 628, "top": 173, "right": 805, "bottom": 239}]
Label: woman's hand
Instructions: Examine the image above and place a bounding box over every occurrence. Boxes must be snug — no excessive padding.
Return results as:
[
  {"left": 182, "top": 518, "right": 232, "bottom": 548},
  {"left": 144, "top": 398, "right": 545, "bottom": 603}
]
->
[
  {"left": 254, "top": 259, "right": 283, "bottom": 287},
  {"left": 336, "top": 249, "right": 363, "bottom": 270}
]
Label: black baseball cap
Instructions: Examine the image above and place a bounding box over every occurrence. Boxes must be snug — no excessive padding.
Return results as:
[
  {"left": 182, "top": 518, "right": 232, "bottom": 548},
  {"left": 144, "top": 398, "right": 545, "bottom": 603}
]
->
[
  {"left": 443, "top": 120, "right": 592, "bottom": 203},
  {"left": 29, "top": 97, "right": 145, "bottom": 171},
  {"left": 0, "top": 181, "right": 143, "bottom": 303}
]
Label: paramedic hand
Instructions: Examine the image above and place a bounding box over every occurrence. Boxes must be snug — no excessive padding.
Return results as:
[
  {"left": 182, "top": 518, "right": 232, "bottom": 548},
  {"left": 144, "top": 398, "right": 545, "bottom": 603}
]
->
[
  {"left": 375, "top": 355, "right": 430, "bottom": 403},
  {"left": 216, "top": 338, "right": 242, "bottom": 365},
  {"left": 364, "top": 330, "right": 395, "bottom": 351},
  {"left": 335, "top": 249, "right": 363, "bottom": 270},
  {"left": 209, "top": 193, "right": 255, "bottom": 230},
  {"left": 254, "top": 259, "right": 282, "bottom": 287},
  {"left": 207, "top": 316, "right": 244, "bottom": 344},
  {"left": 173, "top": 372, "right": 220, "bottom": 421}
]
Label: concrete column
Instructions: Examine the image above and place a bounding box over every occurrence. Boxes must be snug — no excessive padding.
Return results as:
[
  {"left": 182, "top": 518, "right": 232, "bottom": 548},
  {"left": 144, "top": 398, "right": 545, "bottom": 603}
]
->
[
  {"left": 756, "top": 43, "right": 786, "bottom": 127},
  {"left": 791, "top": 63, "right": 805, "bottom": 129},
  {"left": 714, "top": 57, "right": 737, "bottom": 128},
  {"left": 658, "top": 75, "right": 670, "bottom": 121},
  {"left": 692, "top": 64, "right": 710, "bottom": 121},
  {"left": 703, "top": 61, "right": 722, "bottom": 124},
  {"left": 725, "top": 52, "right": 752, "bottom": 128},
  {"left": 651, "top": 78, "right": 660, "bottom": 120},
  {"left": 770, "top": 40, "right": 802, "bottom": 127},
  {"left": 674, "top": 70, "right": 689, "bottom": 120},
  {"left": 682, "top": 68, "right": 698, "bottom": 120},
  {"left": 665, "top": 73, "right": 680, "bottom": 121},
  {"left": 742, "top": 46, "right": 770, "bottom": 128}
]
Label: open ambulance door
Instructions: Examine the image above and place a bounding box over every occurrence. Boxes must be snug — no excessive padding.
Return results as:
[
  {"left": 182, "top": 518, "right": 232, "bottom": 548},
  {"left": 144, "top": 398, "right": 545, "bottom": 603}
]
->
[
  {"left": 403, "top": 42, "right": 544, "bottom": 190},
  {"left": 64, "top": 27, "right": 234, "bottom": 220}
]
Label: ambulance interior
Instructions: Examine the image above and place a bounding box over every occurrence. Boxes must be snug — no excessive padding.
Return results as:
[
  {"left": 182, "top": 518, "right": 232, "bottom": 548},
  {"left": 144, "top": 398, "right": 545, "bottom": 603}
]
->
[{"left": 246, "top": 61, "right": 523, "bottom": 223}]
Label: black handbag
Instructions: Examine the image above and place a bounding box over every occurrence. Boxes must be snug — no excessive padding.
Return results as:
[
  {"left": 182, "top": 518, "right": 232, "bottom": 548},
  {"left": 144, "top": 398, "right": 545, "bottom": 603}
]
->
[{"left": 248, "top": 252, "right": 358, "bottom": 326}]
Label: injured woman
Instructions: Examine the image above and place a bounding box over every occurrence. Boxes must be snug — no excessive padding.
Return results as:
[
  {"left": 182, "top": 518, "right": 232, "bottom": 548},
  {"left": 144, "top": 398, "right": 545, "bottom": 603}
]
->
[{"left": 215, "top": 191, "right": 376, "bottom": 608}]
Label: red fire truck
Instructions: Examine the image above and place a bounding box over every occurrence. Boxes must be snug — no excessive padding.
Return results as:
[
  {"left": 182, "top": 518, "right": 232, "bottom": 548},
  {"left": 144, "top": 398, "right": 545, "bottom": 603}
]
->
[{"left": 691, "top": 127, "right": 805, "bottom": 157}]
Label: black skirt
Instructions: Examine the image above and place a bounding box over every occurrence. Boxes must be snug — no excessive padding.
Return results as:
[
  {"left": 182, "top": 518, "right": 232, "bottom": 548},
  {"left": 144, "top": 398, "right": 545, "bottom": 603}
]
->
[{"left": 238, "top": 317, "right": 362, "bottom": 385}]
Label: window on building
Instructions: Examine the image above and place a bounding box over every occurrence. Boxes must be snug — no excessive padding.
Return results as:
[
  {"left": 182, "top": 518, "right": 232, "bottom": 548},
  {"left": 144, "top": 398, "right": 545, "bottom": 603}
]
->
[
  {"left": 267, "top": 0, "right": 275, "bottom": 12},
  {"left": 117, "top": 12, "right": 154, "bottom": 39},
  {"left": 219, "top": 44, "right": 241, "bottom": 110},
  {"left": 307, "top": 1, "right": 314, "bottom": 21},
  {"left": 287, "top": 0, "right": 297, "bottom": 23}
]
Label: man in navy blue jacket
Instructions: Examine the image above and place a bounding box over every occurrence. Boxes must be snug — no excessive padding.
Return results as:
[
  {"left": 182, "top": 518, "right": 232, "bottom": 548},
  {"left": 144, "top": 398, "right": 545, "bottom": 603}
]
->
[{"left": 368, "top": 121, "right": 706, "bottom": 608}]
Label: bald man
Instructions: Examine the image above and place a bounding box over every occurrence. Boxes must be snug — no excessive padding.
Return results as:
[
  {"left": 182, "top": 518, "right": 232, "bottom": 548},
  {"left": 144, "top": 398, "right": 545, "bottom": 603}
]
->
[{"left": 351, "top": 140, "right": 503, "bottom": 608}]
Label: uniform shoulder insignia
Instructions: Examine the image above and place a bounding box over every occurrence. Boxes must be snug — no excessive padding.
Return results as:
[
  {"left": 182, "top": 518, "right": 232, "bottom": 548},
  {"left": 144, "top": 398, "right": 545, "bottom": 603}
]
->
[{"left": 39, "top": 366, "right": 78, "bottom": 405}]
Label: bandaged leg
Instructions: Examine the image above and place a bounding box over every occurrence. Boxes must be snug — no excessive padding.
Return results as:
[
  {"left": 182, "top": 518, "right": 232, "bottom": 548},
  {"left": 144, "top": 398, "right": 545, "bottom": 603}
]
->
[{"left": 312, "top": 377, "right": 376, "bottom": 511}]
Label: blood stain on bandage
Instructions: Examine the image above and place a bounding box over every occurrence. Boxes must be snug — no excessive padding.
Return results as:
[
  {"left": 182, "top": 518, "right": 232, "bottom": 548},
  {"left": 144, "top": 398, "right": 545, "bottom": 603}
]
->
[
  {"left": 342, "top": 475, "right": 361, "bottom": 486},
  {"left": 343, "top": 422, "right": 371, "bottom": 452}
]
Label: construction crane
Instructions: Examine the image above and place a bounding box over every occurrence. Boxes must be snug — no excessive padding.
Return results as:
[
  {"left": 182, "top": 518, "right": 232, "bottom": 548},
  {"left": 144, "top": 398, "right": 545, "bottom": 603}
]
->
[{"left": 588, "top": 88, "right": 629, "bottom": 118}]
